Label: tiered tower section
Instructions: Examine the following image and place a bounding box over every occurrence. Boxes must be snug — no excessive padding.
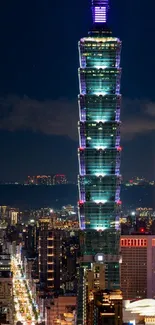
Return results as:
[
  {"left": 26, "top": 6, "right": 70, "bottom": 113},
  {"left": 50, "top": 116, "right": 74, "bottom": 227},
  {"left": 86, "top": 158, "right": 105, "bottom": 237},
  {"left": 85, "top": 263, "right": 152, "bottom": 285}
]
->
[{"left": 78, "top": 0, "right": 122, "bottom": 232}]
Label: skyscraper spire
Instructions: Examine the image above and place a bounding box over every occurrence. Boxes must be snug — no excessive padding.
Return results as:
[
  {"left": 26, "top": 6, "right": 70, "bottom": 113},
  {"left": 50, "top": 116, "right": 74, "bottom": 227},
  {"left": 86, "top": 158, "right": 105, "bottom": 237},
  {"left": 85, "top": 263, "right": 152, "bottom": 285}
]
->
[{"left": 92, "top": 0, "right": 109, "bottom": 24}]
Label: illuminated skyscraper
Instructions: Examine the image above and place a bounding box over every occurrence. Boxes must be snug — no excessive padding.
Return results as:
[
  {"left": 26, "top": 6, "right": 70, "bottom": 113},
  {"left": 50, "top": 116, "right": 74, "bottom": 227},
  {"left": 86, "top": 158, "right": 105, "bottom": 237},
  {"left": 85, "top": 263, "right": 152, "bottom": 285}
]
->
[
  {"left": 78, "top": 0, "right": 122, "bottom": 233},
  {"left": 77, "top": 1, "right": 122, "bottom": 323}
]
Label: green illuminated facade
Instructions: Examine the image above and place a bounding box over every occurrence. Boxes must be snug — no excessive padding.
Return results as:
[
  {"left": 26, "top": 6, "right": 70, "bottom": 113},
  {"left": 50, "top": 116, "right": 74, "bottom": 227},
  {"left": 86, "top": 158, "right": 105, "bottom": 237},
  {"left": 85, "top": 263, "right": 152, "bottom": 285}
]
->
[
  {"left": 77, "top": 1, "right": 122, "bottom": 324},
  {"left": 78, "top": 35, "right": 122, "bottom": 231}
]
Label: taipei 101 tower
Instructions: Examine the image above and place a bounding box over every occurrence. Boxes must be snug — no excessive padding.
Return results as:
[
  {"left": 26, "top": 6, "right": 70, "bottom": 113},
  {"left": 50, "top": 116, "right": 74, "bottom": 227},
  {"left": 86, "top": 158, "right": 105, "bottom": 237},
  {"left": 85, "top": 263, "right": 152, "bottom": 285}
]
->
[{"left": 77, "top": 1, "right": 122, "bottom": 324}]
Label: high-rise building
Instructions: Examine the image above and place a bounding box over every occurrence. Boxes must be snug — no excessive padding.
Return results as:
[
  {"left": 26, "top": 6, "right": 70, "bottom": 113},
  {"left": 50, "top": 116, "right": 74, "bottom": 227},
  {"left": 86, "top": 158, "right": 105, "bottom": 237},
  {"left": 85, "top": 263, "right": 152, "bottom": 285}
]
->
[
  {"left": 0, "top": 253, "right": 13, "bottom": 325},
  {"left": 0, "top": 206, "right": 7, "bottom": 221},
  {"left": 38, "top": 219, "right": 79, "bottom": 322},
  {"left": 36, "top": 175, "right": 53, "bottom": 185},
  {"left": 45, "top": 296, "right": 76, "bottom": 325},
  {"left": 27, "top": 175, "right": 53, "bottom": 185},
  {"left": 120, "top": 234, "right": 155, "bottom": 300},
  {"left": 26, "top": 174, "right": 67, "bottom": 185},
  {"left": 38, "top": 218, "right": 79, "bottom": 294},
  {"left": 61, "top": 231, "right": 80, "bottom": 293},
  {"left": 88, "top": 289, "right": 123, "bottom": 325},
  {"left": 39, "top": 218, "right": 62, "bottom": 291},
  {"left": 78, "top": 0, "right": 122, "bottom": 233},
  {"left": 23, "top": 223, "right": 39, "bottom": 255},
  {"left": 77, "top": 0, "right": 122, "bottom": 323},
  {"left": 53, "top": 174, "right": 67, "bottom": 185},
  {"left": 9, "top": 209, "right": 18, "bottom": 226}
]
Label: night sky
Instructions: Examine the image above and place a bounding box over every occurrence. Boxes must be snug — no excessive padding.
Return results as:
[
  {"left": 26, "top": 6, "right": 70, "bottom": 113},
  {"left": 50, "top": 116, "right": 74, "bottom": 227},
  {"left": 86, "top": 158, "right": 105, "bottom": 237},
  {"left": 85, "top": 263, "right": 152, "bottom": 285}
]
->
[{"left": 0, "top": 0, "right": 155, "bottom": 182}]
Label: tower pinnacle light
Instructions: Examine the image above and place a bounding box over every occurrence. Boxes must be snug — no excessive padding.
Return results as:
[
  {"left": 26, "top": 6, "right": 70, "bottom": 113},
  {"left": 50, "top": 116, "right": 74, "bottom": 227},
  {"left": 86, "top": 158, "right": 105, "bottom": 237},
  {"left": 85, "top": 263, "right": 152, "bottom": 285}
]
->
[{"left": 92, "top": 0, "right": 109, "bottom": 24}]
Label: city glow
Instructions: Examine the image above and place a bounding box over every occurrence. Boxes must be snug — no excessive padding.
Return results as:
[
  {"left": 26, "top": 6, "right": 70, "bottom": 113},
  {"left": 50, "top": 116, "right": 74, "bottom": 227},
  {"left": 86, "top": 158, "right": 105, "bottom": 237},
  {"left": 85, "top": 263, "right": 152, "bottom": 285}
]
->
[{"left": 11, "top": 256, "right": 41, "bottom": 324}]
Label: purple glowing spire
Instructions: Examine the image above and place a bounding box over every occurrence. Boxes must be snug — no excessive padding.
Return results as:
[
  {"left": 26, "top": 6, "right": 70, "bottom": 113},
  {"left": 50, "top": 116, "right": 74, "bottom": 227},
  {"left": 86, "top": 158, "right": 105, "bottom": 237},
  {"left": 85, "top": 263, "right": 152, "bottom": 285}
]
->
[{"left": 92, "top": 0, "right": 109, "bottom": 24}]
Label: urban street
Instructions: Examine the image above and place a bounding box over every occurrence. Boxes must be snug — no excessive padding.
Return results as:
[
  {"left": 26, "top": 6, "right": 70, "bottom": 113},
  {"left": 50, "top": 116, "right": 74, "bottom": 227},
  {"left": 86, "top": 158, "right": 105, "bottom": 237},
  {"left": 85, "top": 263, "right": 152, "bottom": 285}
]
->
[{"left": 11, "top": 256, "right": 41, "bottom": 325}]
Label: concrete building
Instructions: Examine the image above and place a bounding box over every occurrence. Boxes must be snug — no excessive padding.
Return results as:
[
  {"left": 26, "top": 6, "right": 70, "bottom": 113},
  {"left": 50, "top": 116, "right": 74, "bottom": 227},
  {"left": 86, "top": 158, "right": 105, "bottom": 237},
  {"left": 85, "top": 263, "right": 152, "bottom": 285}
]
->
[
  {"left": 88, "top": 289, "right": 122, "bottom": 325},
  {"left": 9, "top": 209, "right": 18, "bottom": 225},
  {"left": 45, "top": 296, "right": 76, "bottom": 325},
  {"left": 123, "top": 299, "right": 155, "bottom": 325},
  {"left": 38, "top": 218, "right": 63, "bottom": 291},
  {"left": 120, "top": 235, "right": 155, "bottom": 300},
  {"left": 0, "top": 253, "right": 13, "bottom": 325}
]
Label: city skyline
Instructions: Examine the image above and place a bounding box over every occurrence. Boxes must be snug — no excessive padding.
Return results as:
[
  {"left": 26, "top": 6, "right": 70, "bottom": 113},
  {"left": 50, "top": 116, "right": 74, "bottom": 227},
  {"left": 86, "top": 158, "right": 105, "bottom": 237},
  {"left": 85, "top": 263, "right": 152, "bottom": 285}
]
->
[
  {"left": 0, "top": 1, "right": 155, "bottom": 324},
  {"left": 0, "top": 0, "right": 155, "bottom": 182}
]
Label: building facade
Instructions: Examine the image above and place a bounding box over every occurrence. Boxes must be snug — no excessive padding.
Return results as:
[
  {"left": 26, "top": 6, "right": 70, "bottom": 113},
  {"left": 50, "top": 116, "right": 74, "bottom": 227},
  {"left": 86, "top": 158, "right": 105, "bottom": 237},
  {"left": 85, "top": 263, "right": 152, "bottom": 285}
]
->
[
  {"left": 78, "top": 0, "right": 122, "bottom": 232},
  {"left": 53, "top": 174, "right": 67, "bottom": 185},
  {"left": 45, "top": 296, "right": 76, "bottom": 325},
  {"left": 77, "top": 0, "right": 122, "bottom": 323},
  {"left": 27, "top": 174, "right": 67, "bottom": 185},
  {"left": 38, "top": 218, "right": 63, "bottom": 291},
  {"left": 88, "top": 289, "right": 122, "bottom": 325},
  {"left": 120, "top": 235, "right": 155, "bottom": 300},
  {"left": 0, "top": 254, "right": 13, "bottom": 325},
  {"left": 78, "top": 0, "right": 122, "bottom": 263},
  {"left": 9, "top": 209, "right": 18, "bottom": 226}
]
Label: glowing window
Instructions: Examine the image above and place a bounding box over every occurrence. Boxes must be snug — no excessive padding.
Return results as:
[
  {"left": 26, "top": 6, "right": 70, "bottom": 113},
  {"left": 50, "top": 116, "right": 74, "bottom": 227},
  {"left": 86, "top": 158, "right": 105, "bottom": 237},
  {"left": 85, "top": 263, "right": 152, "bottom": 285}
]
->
[{"left": 121, "top": 238, "right": 147, "bottom": 247}]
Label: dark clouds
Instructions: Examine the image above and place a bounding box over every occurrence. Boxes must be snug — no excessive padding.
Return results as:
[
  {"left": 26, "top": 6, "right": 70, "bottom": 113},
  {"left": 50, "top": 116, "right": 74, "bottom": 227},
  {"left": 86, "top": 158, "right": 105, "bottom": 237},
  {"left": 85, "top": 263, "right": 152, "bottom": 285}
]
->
[
  {"left": 0, "top": 96, "right": 78, "bottom": 139},
  {"left": 0, "top": 96, "right": 155, "bottom": 141},
  {"left": 121, "top": 99, "right": 155, "bottom": 140}
]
